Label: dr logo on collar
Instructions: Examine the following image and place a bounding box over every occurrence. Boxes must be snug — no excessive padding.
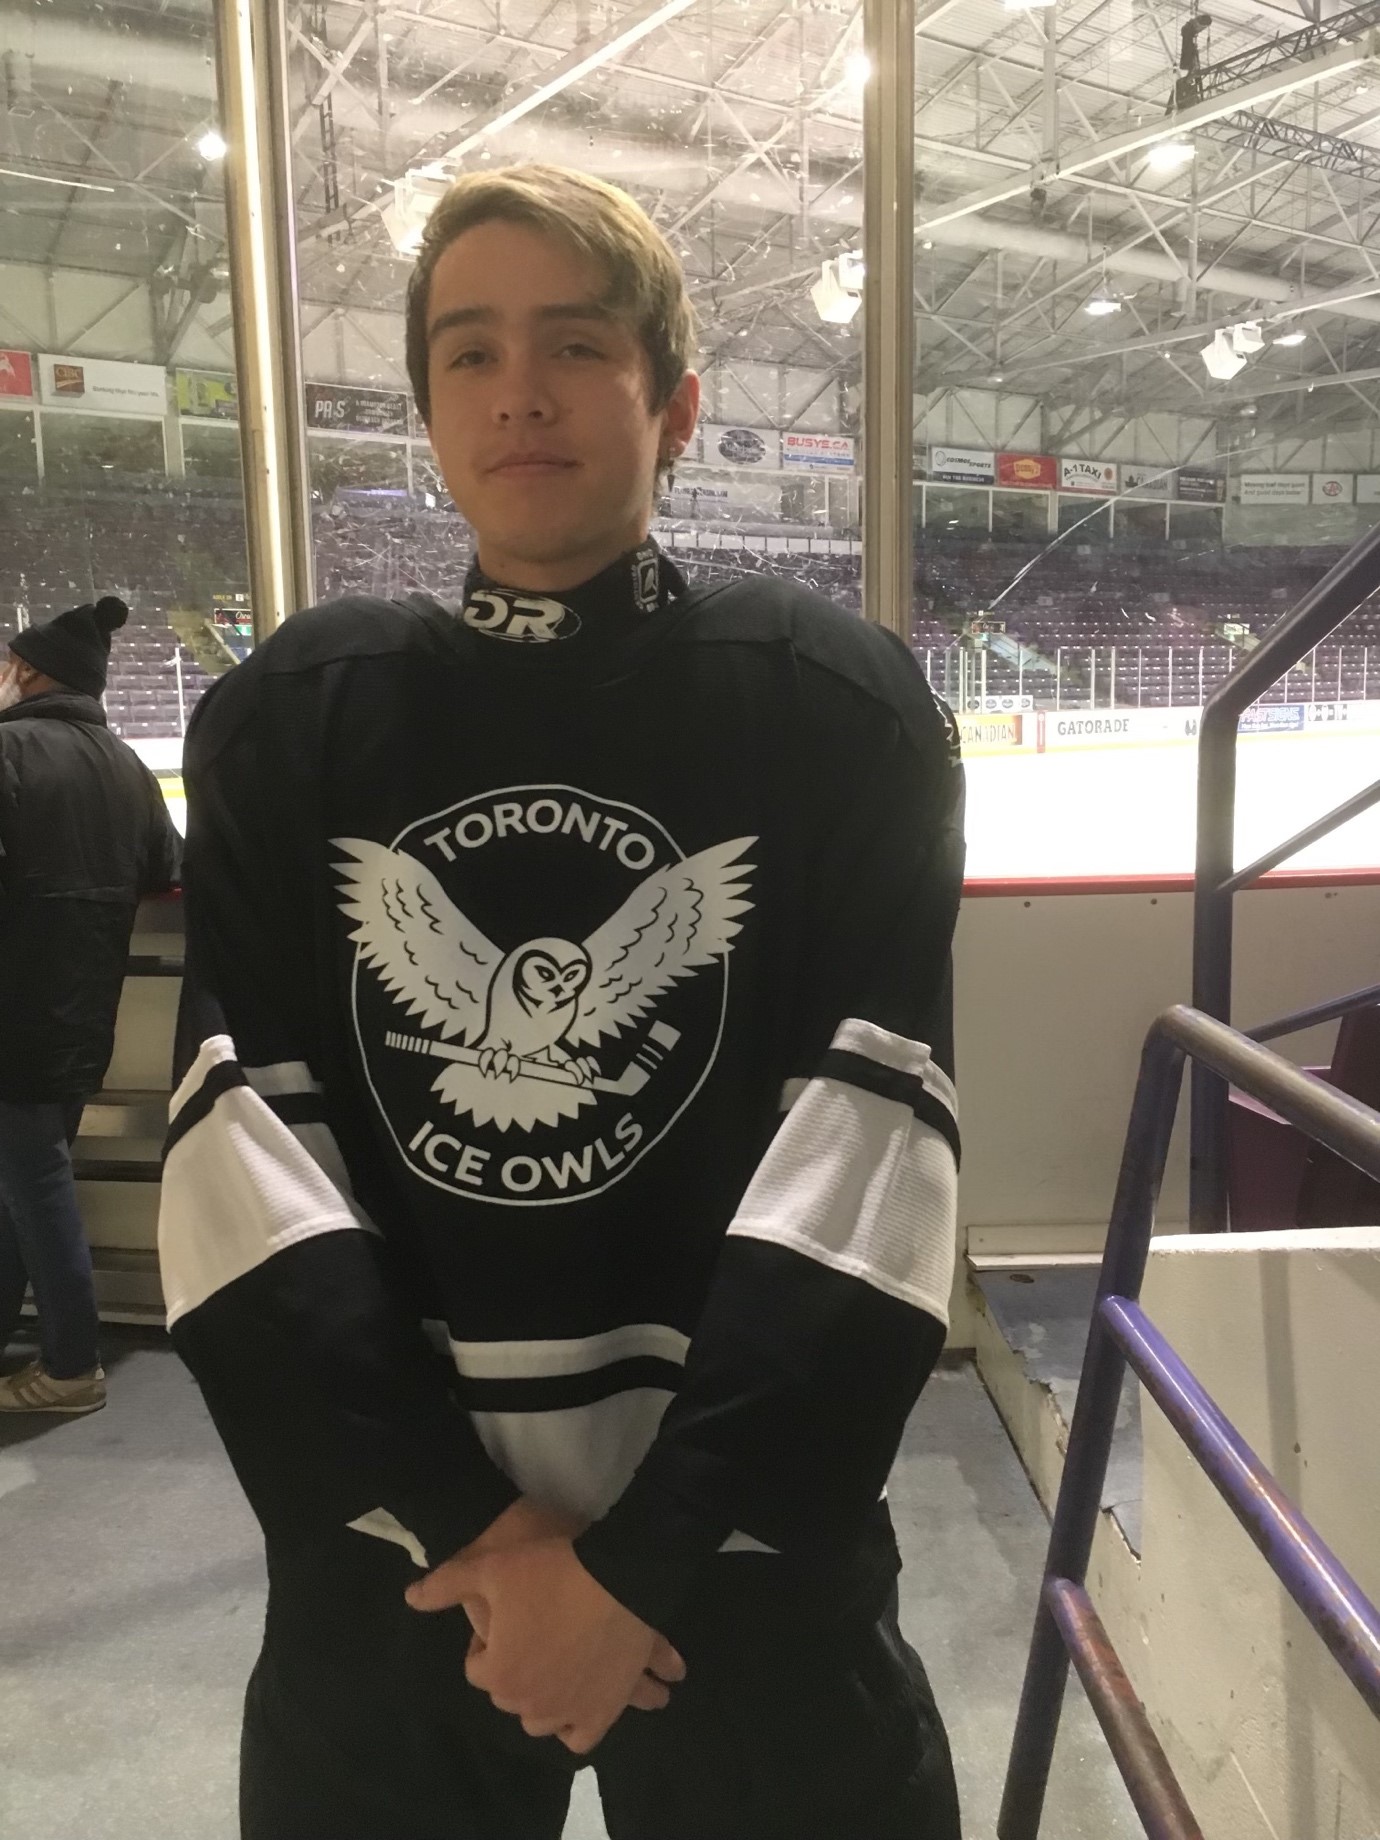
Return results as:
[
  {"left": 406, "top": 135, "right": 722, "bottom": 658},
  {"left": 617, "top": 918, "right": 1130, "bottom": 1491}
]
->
[{"left": 461, "top": 590, "right": 581, "bottom": 643}]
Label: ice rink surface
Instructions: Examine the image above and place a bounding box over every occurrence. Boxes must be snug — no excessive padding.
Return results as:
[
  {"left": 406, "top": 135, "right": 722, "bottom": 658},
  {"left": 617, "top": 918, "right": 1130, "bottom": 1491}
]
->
[
  {"left": 153, "top": 726, "right": 1380, "bottom": 881},
  {"left": 963, "top": 727, "right": 1380, "bottom": 880}
]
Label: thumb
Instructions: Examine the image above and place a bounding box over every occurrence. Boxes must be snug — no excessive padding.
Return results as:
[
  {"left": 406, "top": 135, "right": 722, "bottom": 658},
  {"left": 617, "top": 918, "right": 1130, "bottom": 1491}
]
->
[
  {"left": 405, "top": 1551, "right": 482, "bottom": 1614},
  {"left": 648, "top": 1634, "right": 687, "bottom": 1683}
]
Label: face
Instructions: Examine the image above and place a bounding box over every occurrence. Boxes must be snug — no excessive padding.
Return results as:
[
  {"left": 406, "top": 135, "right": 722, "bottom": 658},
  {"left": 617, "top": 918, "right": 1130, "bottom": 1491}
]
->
[
  {"left": 423, "top": 220, "right": 699, "bottom": 591},
  {"left": 0, "top": 659, "right": 23, "bottom": 714}
]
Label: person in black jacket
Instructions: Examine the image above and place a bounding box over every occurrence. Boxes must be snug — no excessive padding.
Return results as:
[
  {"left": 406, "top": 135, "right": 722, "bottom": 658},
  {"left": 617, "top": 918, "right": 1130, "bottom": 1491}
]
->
[{"left": 0, "top": 597, "right": 180, "bottom": 1415}]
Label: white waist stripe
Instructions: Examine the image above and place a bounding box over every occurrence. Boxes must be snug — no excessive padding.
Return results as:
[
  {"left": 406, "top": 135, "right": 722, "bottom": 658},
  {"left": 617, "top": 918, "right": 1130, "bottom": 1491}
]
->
[
  {"left": 449, "top": 1323, "right": 690, "bottom": 1381},
  {"left": 243, "top": 1060, "right": 326, "bottom": 1098}
]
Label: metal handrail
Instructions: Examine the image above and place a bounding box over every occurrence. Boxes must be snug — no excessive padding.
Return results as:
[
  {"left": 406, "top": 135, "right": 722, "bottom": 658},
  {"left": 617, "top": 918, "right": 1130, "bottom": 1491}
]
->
[
  {"left": 998, "top": 1004, "right": 1380, "bottom": 1840},
  {"left": 1192, "top": 522, "right": 1380, "bottom": 1230}
]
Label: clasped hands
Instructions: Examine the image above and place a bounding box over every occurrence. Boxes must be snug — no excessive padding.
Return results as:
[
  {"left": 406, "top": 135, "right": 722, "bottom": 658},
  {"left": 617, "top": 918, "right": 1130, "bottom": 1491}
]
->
[{"left": 406, "top": 1497, "right": 685, "bottom": 1755}]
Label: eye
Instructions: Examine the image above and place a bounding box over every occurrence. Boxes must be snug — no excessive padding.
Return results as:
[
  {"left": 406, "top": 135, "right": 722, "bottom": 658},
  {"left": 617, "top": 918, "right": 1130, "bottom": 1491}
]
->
[
  {"left": 559, "top": 342, "right": 604, "bottom": 359},
  {"left": 447, "top": 348, "right": 489, "bottom": 370}
]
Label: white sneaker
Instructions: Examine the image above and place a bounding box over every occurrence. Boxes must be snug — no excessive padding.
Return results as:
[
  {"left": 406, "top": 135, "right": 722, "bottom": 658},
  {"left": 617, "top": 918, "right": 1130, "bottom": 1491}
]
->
[{"left": 0, "top": 1360, "right": 107, "bottom": 1415}]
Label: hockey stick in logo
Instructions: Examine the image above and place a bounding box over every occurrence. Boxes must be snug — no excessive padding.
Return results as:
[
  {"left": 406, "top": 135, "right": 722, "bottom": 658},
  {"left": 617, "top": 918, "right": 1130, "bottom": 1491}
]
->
[{"left": 384, "top": 1022, "right": 681, "bottom": 1096}]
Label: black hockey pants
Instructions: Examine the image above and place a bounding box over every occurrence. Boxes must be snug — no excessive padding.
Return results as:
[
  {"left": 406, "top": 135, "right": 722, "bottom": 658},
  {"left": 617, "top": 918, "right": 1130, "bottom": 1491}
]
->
[{"left": 240, "top": 1536, "right": 962, "bottom": 1840}]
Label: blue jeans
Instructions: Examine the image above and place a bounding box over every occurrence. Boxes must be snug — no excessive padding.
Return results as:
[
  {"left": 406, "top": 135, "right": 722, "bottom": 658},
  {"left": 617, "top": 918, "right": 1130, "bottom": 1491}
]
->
[{"left": 0, "top": 1099, "right": 100, "bottom": 1379}]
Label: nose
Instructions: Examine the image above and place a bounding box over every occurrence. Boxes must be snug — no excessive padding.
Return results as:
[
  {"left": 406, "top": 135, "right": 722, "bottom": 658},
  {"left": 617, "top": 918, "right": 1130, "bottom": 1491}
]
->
[{"left": 493, "top": 349, "right": 558, "bottom": 427}]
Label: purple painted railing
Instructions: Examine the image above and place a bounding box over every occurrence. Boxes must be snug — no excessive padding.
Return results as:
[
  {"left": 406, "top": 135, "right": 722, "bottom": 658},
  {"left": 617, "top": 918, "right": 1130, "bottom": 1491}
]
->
[{"left": 998, "top": 1004, "right": 1380, "bottom": 1840}]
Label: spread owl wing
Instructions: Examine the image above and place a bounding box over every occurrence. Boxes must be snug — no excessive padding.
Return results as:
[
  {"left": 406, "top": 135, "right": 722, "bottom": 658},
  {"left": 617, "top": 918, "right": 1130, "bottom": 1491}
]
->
[
  {"left": 333, "top": 837, "right": 502, "bottom": 1041},
  {"left": 567, "top": 837, "right": 756, "bottom": 1050}
]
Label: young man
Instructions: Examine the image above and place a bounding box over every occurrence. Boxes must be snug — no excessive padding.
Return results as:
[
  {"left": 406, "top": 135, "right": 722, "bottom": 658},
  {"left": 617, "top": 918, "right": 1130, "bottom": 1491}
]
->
[
  {"left": 162, "top": 164, "right": 965, "bottom": 1840},
  {"left": 0, "top": 598, "right": 180, "bottom": 1414}
]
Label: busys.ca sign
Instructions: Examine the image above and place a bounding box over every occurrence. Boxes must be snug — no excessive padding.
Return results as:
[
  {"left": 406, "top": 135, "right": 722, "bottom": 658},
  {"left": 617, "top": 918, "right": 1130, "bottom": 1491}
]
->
[
  {"left": 1059, "top": 457, "right": 1118, "bottom": 494},
  {"left": 780, "top": 431, "right": 855, "bottom": 471},
  {"left": 929, "top": 445, "right": 995, "bottom": 485}
]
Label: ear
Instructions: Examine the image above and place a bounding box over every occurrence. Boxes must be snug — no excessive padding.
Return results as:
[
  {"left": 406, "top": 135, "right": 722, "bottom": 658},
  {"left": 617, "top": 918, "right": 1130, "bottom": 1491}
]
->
[{"left": 660, "top": 370, "right": 700, "bottom": 460}]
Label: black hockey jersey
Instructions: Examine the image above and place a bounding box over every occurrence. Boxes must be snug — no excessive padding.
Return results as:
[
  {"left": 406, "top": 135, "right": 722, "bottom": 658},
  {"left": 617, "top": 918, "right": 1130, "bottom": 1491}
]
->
[{"left": 159, "top": 541, "right": 965, "bottom": 1634}]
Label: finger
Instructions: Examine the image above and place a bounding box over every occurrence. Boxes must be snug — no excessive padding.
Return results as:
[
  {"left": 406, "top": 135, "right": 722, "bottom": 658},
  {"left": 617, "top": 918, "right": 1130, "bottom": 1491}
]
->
[
  {"left": 627, "top": 1675, "right": 671, "bottom": 1713},
  {"left": 558, "top": 1722, "right": 608, "bottom": 1757},
  {"left": 519, "top": 1714, "right": 566, "bottom": 1740},
  {"left": 406, "top": 1555, "right": 480, "bottom": 1613},
  {"left": 647, "top": 1636, "right": 687, "bottom": 1684},
  {"left": 464, "top": 1645, "right": 494, "bottom": 1693},
  {"left": 466, "top": 1631, "right": 487, "bottom": 1662}
]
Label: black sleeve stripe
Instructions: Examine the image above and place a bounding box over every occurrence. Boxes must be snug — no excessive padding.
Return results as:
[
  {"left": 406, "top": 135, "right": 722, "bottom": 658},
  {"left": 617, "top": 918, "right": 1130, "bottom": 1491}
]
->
[
  {"left": 815, "top": 1047, "right": 962, "bottom": 1169},
  {"left": 164, "top": 1058, "right": 248, "bottom": 1160}
]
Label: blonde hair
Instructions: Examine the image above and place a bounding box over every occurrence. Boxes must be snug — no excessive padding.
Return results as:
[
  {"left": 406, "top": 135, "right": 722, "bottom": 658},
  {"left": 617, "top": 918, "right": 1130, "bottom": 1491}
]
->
[{"left": 405, "top": 163, "right": 696, "bottom": 426}]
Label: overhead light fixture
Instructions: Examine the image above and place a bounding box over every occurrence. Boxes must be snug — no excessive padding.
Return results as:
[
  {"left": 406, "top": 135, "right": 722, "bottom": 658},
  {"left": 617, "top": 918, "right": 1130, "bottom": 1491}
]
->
[
  {"left": 1003, "top": 0, "right": 1057, "bottom": 11},
  {"left": 811, "top": 254, "right": 864, "bottom": 325},
  {"left": 1201, "top": 328, "right": 1247, "bottom": 381},
  {"left": 1274, "top": 329, "right": 1307, "bottom": 347},
  {"left": 845, "top": 52, "right": 872, "bottom": 87},
  {"left": 1146, "top": 138, "right": 1194, "bottom": 172},
  {"left": 1231, "top": 321, "right": 1264, "bottom": 355},
  {"left": 1085, "top": 294, "right": 1122, "bottom": 316},
  {"left": 196, "top": 129, "right": 228, "bottom": 161},
  {"left": 381, "top": 169, "right": 450, "bottom": 257}
]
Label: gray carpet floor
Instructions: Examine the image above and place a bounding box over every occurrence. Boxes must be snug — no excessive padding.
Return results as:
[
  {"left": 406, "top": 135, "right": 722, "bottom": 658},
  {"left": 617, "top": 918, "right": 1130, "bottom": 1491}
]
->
[{"left": 0, "top": 1328, "right": 1138, "bottom": 1839}]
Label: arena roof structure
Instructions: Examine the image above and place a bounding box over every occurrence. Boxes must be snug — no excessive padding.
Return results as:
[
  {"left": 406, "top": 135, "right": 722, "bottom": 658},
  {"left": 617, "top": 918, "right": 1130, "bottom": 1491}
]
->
[{"left": 5, "top": 0, "right": 1380, "bottom": 448}]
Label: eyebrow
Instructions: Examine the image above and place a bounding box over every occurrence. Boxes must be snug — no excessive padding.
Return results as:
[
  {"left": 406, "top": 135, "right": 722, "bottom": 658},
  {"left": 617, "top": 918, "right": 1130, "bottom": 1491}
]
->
[{"left": 426, "top": 302, "right": 620, "bottom": 344}]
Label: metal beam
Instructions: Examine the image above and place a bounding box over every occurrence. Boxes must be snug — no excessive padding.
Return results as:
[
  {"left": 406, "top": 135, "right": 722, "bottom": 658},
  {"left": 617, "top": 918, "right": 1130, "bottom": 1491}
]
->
[
  {"left": 919, "top": 31, "right": 1380, "bottom": 233},
  {"left": 410, "top": 0, "right": 700, "bottom": 173},
  {"left": 862, "top": 0, "right": 914, "bottom": 641}
]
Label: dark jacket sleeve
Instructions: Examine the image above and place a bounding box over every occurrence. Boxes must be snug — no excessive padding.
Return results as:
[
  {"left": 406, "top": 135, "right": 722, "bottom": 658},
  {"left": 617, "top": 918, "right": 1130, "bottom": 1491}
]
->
[
  {"left": 140, "top": 766, "right": 182, "bottom": 894},
  {"left": 575, "top": 650, "right": 965, "bottom": 1629},
  {"left": 159, "top": 669, "right": 517, "bottom": 1565}
]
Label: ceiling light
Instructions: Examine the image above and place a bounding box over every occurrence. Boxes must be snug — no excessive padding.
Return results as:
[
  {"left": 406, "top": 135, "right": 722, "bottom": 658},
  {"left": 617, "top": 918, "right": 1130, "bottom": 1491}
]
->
[
  {"left": 1231, "top": 321, "right": 1264, "bottom": 355},
  {"left": 1085, "top": 295, "right": 1122, "bottom": 316},
  {"left": 811, "top": 256, "right": 863, "bottom": 325},
  {"left": 1201, "top": 328, "right": 1247, "bottom": 381},
  {"left": 1146, "top": 138, "right": 1194, "bottom": 172},
  {"left": 1003, "top": 0, "right": 1057, "bottom": 11},
  {"left": 1274, "top": 329, "right": 1307, "bottom": 347},
  {"left": 845, "top": 52, "right": 872, "bottom": 87},
  {"left": 196, "top": 129, "right": 228, "bottom": 161}
]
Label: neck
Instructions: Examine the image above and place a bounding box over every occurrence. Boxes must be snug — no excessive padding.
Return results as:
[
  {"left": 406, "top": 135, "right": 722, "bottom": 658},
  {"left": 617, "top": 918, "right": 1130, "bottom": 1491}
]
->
[{"left": 475, "top": 520, "right": 651, "bottom": 594}]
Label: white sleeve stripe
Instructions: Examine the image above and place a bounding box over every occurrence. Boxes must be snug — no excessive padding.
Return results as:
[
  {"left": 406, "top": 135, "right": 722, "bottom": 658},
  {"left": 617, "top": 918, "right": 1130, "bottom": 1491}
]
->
[
  {"left": 831, "top": 1018, "right": 958, "bottom": 1121},
  {"left": 727, "top": 1077, "right": 956, "bottom": 1326},
  {"left": 158, "top": 1041, "right": 371, "bottom": 1328}
]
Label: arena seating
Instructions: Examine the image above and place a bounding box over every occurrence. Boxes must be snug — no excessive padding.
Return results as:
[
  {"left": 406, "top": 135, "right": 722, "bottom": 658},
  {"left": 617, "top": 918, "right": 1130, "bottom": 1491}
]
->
[{"left": 1, "top": 480, "right": 1373, "bottom": 736}]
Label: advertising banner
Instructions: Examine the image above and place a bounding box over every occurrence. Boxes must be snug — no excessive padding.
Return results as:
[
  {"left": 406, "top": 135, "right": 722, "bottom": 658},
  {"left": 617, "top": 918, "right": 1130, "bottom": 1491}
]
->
[
  {"left": 956, "top": 711, "right": 1023, "bottom": 752},
  {"left": 1177, "top": 468, "right": 1224, "bottom": 503},
  {"left": 780, "top": 430, "right": 854, "bottom": 471},
  {"left": 305, "top": 382, "right": 409, "bottom": 435},
  {"left": 700, "top": 424, "right": 781, "bottom": 469},
  {"left": 0, "top": 350, "right": 34, "bottom": 398},
  {"left": 1059, "top": 457, "right": 1118, "bottom": 494},
  {"left": 1239, "top": 704, "right": 1305, "bottom": 733},
  {"left": 176, "top": 369, "right": 238, "bottom": 418},
  {"left": 1356, "top": 474, "right": 1380, "bottom": 505},
  {"left": 1122, "top": 464, "right": 1175, "bottom": 498},
  {"left": 38, "top": 353, "right": 166, "bottom": 416},
  {"left": 929, "top": 445, "right": 995, "bottom": 485},
  {"left": 1239, "top": 474, "right": 1308, "bottom": 506},
  {"left": 1312, "top": 472, "right": 1354, "bottom": 505},
  {"left": 997, "top": 452, "right": 1057, "bottom": 490}
]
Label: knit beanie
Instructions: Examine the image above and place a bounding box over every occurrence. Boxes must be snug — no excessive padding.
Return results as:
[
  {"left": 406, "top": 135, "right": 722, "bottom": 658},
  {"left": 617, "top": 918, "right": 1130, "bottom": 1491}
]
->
[{"left": 10, "top": 596, "right": 128, "bottom": 698}]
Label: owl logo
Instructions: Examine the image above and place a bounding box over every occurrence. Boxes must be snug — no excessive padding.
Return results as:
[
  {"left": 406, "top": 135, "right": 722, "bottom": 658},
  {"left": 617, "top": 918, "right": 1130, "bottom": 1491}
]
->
[{"left": 335, "top": 832, "right": 756, "bottom": 1134}]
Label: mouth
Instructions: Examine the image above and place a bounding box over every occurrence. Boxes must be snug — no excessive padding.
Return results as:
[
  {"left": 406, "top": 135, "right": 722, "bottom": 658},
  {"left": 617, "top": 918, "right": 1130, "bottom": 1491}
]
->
[{"left": 489, "top": 457, "right": 579, "bottom": 477}]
